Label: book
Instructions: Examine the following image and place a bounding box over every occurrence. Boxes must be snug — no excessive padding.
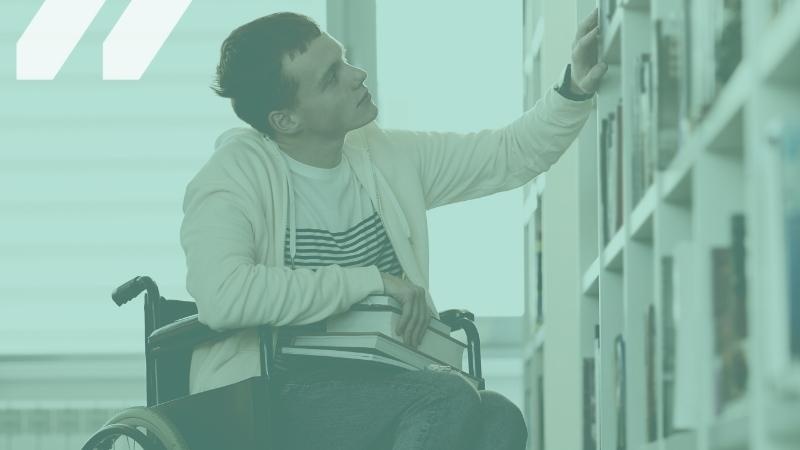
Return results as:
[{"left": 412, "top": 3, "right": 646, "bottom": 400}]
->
[
  {"left": 772, "top": 120, "right": 800, "bottom": 358},
  {"left": 594, "top": 325, "right": 602, "bottom": 447},
  {"left": 711, "top": 215, "right": 749, "bottom": 414},
  {"left": 280, "top": 333, "right": 481, "bottom": 390},
  {"left": 632, "top": 53, "right": 654, "bottom": 207},
  {"left": 324, "top": 309, "right": 467, "bottom": 368},
  {"left": 601, "top": 109, "right": 621, "bottom": 243},
  {"left": 714, "top": 0, "right": 743, "bottom": 89},
  {"left": 645, "top": 304, "right": 658, "bottom": 441},
  {"left": 616, "top": 100, "right": 624, "bottom": 232},
  {"left": 536, "top": 373, "right": 545, "bottom": 450},
  {"left": 278, "top": 346, "right": 482, "bottom": 391},
  {"left": 280, "top": 346, "right": 417, "bottom": 370},
  {"left": 287, "top": 332, "right": 462, "bottom": 371},
  {"left": 660, "top": 256, "right": 676, "bottom": 437},
  {"left": 614, "top": 335, "right": 626, "bottom": 450},
  {"left": 349, "top": 294, "right": 452, "bottom": 335},
  {"left": 536, "top": 203, "right": 544, "bottom": 323},
  {"left": 600, "top": 117, "right": 611, "bottom": 244},
  {"left": 583, "top": 358, "right": 598, "bottom": 450},
  {"left": 654, "top": 17, "right": 682, "bottom": 170},
  {"left": 608, "top": 111, "right": 618, "bottom": 238}
]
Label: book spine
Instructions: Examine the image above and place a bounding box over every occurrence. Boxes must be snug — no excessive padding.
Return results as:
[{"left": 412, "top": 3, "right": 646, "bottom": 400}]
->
[{"left": 661, "top": 256, "right": 676, "bottom": 437}]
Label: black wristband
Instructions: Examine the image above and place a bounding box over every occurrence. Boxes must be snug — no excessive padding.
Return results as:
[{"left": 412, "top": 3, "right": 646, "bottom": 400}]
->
[{"left": 556, "top": 64, "right": 594, "bottom": 101}]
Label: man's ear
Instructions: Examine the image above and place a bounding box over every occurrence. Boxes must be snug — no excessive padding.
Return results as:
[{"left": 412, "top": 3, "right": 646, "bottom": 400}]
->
[{"left": 268, "top": 109, "right": 302, "bottom": 135}]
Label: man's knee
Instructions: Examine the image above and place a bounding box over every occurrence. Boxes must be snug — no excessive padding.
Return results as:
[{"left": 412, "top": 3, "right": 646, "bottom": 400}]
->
[
  {"left": 411, "top": 369, "right": 482, "bottom": 421},
  {"left": 479, "top": 390, "right": 528, "bottom": 447}
]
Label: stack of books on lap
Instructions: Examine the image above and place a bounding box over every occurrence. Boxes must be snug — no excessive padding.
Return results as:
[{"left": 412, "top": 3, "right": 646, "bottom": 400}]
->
[{"left": 276, "top": 295, "right": 480, "bottom": 389}]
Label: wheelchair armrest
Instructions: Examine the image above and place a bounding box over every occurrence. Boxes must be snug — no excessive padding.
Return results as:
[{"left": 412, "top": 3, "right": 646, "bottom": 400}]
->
[
  {"left": 438, "top": 308, "right": 475, "bottom": 331},
  {"left": 438, "top": 308, "right": 484, "bottom": 389},
  {"left": 148, "top": 314, "right": 236, "bottom": 355}
]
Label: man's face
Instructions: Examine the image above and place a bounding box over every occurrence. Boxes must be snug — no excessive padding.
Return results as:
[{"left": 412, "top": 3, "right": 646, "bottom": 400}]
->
[{"left": 279, "top": 32, "right": 377, "bottom": 138}]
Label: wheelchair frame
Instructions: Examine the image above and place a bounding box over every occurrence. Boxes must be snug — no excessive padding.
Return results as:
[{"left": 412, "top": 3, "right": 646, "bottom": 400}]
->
[{"left": 83, "top": 275, "right": 485, "bottom": 449}]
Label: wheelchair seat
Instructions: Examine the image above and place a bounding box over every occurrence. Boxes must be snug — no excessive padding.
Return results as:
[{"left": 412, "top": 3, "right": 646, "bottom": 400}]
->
[{"left": 81, "top": 275, "right": 485, "bottom": 450}]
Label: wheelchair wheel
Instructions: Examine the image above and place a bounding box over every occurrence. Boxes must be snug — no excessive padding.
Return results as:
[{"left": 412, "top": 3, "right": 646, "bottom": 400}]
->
[{"left": 82, "top": 406, "right": 189, "bottom": 450}]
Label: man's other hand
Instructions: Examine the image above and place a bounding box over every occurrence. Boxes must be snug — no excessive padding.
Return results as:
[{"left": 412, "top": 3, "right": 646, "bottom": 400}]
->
[
  {"left": 381, "top": 272, "right": 432, "bottom": 349},
  {"left": 571, "top": 7, "right": 608, "bottom": 95}
]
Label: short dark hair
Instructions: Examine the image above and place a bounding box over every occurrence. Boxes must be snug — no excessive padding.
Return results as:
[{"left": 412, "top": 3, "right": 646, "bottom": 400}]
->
[{"left": 211, "top": 12, "right": 322, "bottom": 139}]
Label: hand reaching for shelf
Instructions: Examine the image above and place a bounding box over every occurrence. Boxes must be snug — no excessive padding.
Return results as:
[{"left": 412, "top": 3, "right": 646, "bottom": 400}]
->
[{"left": 571, "top": 7, "right": 608, "bottom": 95}]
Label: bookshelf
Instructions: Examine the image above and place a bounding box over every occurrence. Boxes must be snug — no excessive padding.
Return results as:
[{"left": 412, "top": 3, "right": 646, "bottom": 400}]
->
[{"left": 521, "top": 1, "right": 800, "bottom": 450}]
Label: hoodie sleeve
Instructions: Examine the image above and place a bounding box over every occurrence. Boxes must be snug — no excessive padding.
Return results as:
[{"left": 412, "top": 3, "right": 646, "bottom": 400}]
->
[
  {"left": 383, "top": 83, "right": 595, "bottom": 211},
  {"left": 180, "top": 148, "right": 385, "bottom": 332}
]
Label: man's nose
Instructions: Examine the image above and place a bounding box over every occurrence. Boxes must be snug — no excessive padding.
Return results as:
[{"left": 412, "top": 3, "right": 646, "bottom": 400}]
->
[{"left": 351, "top": 66, "right": 368, "bottom": 87}]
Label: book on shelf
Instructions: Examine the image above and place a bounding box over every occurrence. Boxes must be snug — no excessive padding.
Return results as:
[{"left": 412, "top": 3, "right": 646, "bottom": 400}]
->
[
  {"left": 535, "top": 203, "right": 544, "bottom": 323},
  {"left": 645, "top": 303, "right": 658, "bottom": 442},
  {"left": 771, "top": 119, "right": 800, "bottom": 358},
  {"left": 632, "top": 53, "right": 655, "bottom": 207},
  {"left": 660, "top": 256, "right": 677, "bottom": 437},
  {"left": 654, "top": 16, "right": 682, "bottom": 170},
  {"left": 583, "top": 357, "right": 598, "bottom": 450},
  {"left": 614, "top": 334, "right": 627, "bottom": 450},
  {"left": 608, "top": 110, "right": 618, "bottom": 239},
  {"left": 600, "top": 106, "right": 623, "bottom": 244},
  {"left": 616, "top": 100, "right": 624, "bottom": 231},
  {"left": 714, "top": 0, "right": 743, "bottom": 90},
  {"left": 594, "top": 325, "right": 602, "bottom": 447},
  {"left": 536, "top": 373, "right": 545, "bottom": 450},
  {"left": 681, "top": 0, "right": 713, "bottom": 130},
  {"left": 600, "top": 117, "right": 611, "bottom": 244},
  {"left": 679, "top": 0, "right": 743, "bottom": 136},
  {"left": 711, "top": 214, "right": 749, "bottom": 415}
]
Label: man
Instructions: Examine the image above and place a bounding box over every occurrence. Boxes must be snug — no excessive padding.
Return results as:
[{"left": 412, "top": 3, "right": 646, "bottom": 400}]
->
[{"left": 180, "top": 9, "right": 607, "bottom": 450}]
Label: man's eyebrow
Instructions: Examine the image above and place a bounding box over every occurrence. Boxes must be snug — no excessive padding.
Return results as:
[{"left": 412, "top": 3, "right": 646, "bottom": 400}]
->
[{"left": 317, "top": 45, "right": 347, "bottom": 89}]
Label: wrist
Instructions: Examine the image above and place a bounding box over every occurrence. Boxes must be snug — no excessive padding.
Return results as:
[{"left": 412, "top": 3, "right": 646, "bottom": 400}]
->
[{"left": 558, "top": 63, "right": 594, "bottom": 101}]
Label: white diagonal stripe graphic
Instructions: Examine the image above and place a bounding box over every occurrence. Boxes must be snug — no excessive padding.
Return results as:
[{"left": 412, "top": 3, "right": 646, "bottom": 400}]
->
[
  {"left": 16, "top": 0, "right": 106, "bottom": 80},
  {"left": 102, "top": 0, "right": 192, "bottom": 80}
]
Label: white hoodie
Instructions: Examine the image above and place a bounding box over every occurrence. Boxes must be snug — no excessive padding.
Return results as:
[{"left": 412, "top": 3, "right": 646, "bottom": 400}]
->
[{"left": 180, "top": 85, "right": 594, "bottom": 394}]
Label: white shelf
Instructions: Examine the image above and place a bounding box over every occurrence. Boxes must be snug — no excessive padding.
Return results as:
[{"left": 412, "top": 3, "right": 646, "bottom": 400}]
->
[
  {"left": 521, "top": 2, "right": 797, "bottom": 450},
  {"left": 661, "top": 148, "right": 694, "bottom": 206},
  {"left": 701, "top": 65, "right": 751, "bottom": 155},
  {"left": 631, "top": 185, "right": 656, "bottom": 242},
  {"left": 602, "top": 227, "right": 625, "bottom": 272},
  {"left": 582, "top": 257, "right": 600, "bottom": 296}
]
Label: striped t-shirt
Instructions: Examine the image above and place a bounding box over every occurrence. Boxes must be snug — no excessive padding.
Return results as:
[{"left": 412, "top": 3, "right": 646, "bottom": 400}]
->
[{"left": 275, "top": 150, "right": 406, "bottom": 374}]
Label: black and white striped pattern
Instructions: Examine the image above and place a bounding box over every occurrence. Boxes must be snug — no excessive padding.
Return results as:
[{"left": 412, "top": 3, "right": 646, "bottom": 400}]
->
[{"left": 283, "top": 210, "right": 404, "bottom": 278}]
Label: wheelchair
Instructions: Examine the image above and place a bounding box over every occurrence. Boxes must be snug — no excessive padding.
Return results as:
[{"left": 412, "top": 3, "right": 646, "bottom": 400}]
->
[{"left": 81, "top": 275, "right": 485, "bottom": 449}]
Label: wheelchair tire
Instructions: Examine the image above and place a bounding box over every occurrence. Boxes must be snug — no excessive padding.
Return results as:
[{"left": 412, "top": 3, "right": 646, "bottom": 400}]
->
[{"left": 82, "top": 406, "right": 189, "bottom": 450}]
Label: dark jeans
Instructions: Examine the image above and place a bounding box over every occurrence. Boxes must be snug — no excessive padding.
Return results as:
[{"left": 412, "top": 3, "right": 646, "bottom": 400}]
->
[{"left": 272, "top": 358, "right": 528, "bottom": 450}]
